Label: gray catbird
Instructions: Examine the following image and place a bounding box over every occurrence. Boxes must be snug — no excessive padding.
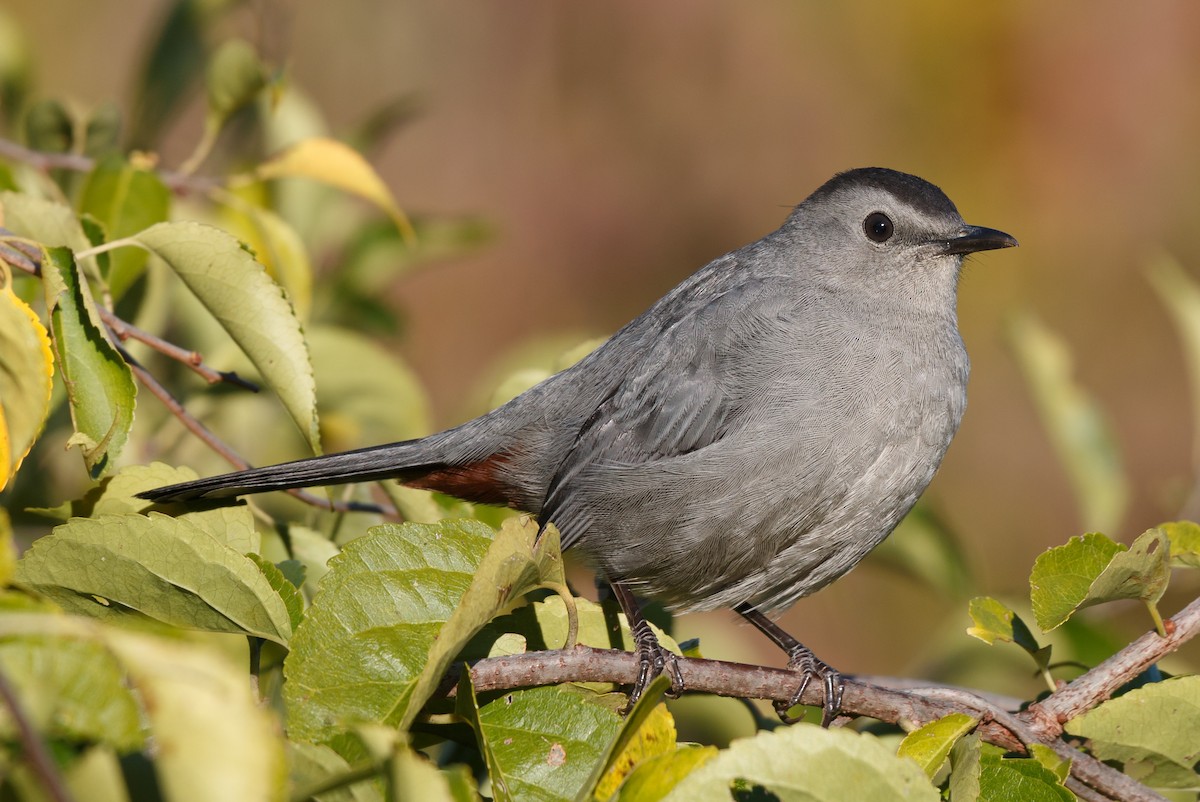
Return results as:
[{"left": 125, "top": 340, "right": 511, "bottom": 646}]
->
[{"left": 140, "top": 167, "right": 1017, "bottom": 722}]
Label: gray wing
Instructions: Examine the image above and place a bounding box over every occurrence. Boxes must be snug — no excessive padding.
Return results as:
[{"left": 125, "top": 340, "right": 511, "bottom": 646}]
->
[{"left": 544, "top": 270, "right": 792, "bottom": 550}]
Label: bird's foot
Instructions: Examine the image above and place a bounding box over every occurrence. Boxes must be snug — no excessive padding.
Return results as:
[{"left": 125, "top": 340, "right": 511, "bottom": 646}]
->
[
  {"left": 623, "top": 619, "right": 684, "bottom": 713},
  {"left": 774, "top": 644, "right": 843, "bottom": 727}
]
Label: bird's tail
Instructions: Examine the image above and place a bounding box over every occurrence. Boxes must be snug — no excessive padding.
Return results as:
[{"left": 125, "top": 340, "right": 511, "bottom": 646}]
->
[{"left": 137, "top": 439, "right": 441, "bottom": 503}]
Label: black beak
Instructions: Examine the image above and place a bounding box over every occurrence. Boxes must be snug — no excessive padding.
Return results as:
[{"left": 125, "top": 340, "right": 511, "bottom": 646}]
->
[{"left": 941, "top": 225, "right": 1019, "bottom": 256}]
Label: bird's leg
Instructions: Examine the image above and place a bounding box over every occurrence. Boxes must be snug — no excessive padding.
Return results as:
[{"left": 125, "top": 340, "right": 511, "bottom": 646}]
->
[
  {"left": 610, "top": 580, "right": 684, "bottom": 711},
  {"left": 734, "top": 603, "right": 843, "bottom": 727}
]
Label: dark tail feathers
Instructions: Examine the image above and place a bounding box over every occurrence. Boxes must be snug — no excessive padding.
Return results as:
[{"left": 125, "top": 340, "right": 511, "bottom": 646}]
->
[{"left": 137, "top": 440, "right": 438, "bottom": 503}]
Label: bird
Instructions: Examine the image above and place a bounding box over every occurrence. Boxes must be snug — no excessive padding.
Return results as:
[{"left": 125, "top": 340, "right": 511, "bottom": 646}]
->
[{"left": 140, "top": 167, "right": 1018, "bottom": 723}]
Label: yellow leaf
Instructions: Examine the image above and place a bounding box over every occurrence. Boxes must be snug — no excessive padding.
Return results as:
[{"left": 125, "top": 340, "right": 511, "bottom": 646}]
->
[
  {"left": 255, "top": 137, "right": 416, "bottom": 244},
  {"left": 0, "top": 269, "right": 54, "bottom": 490}
]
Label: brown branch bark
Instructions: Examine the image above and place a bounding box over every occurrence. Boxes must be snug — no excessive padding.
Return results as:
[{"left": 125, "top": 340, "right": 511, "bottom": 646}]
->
[
  {"left": 1023, "top": 595, "right": 1200, "bottom": 740},
  {"left": 438, "top": 614, "right": 1194, "bottom": 802}
]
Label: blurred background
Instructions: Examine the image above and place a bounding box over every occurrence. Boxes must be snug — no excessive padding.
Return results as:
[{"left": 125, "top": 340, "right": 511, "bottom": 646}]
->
[{"left": 6, "top": 0, "right": 1200, "bottom": 736}]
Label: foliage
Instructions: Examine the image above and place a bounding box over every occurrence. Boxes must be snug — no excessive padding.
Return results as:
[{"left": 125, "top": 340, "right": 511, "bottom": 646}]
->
[{"left": 0, "top": 7, "right": 1198, "bottom": 802}]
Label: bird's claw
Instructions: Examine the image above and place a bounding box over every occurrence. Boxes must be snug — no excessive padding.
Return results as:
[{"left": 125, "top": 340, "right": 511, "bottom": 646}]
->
[
  {"left": 623, "top": 630, "right": 685, "bottom": 713},
  {"left": 773, "top": 646, "right": 843, "bottom": 727}
]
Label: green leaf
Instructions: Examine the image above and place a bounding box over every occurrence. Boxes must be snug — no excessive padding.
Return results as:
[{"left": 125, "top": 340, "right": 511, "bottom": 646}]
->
[
  {"left": 224, "top": 201, "right": 314, "bottom": 321},
  {"left": 78, "top": 154, "right": 171, "bottom": 298},
  {"left": 42, "top": 247, "right": 136, "bottom": 478},
  {"left": 126, "top": 0, "right": 215, "bottom": 147},
  {"left": 34, "top": 462, "right": 260, "bottom": 554},
  {"left": 287, "top": 741, "right": 382, "bottom": 802},
  {"left": 1160, "top": 520, "right": 1200, "bottom": 568},
  {"left": 249, "top": 553, "right": 304, "bottom": 632},
  {"left": 131, "top": 220, "right": 320, "bottom": 454},
  {"left": 392, "top": 745, "right": 473, "bottom": 802},
  {"left": 16, "top": 512, "right": 295, "bottom": 644},
  {"left": 896, "top": 713, "right": 978, "bottom": 778},
  {"left": 205, "top": 38, "right": 266, "bottom": 125},
  {"left": 1065, "top": 675, "right": 1200, "bottom": 789},
  {"left": 284, "top": 517, "right": 564, "bottom": 742},
  {"left": 0, "top": 614, "right": 285, "bottom": 802},
  {"left": 977, "top": 752, "right": 1073, "bottom": 802},
  {"left": 1007, "top": 311, "right": 1128, "bottom": 533},
  {"left": 0, "top": 268, "right": 53, "bottom": 491},
  {"left": 308, "top": 325, "right": 431, "bottom": 452},
  {"left": 661, "top": 723, "right": 938, "bottom": 802},
  {"left": 1031, "top": 530, "right": 1170, "bottom": 634},
  {"left": 1149, "top": 257, "right": 1200, "bottom": 513},
  {"left": 103, "top": 623, "right": 287, "bottom": 802},
  {"left": 455, "top": 672, "right": 623, "bottom": 802},
  {"left": 1027, "top": 744, "right": 1071, "bottom": 784},
  {"left": 947, "top": 733, "right": 982, "bottom": 801},
  {"left": 609, "top": 745, "right": 719, "bottom": 802},
  {"left": 23, "top": 98, "right": 72, "bottom": 154},
  {"left": 965, "top": 597, "right": 1053, "bottom": 688},
  {"left": 0, "top": 634, "right": 143, "bottom": 751},
  {"left": 0, "top": 191, "right": 99, "bottom": 284},
  {"left": 82, "top": 101, "right": 122, "bottom": 159}
]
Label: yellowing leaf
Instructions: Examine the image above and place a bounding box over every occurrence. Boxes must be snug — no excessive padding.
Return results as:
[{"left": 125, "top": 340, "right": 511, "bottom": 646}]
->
[
  {"left": 897, "top": 713, "right": 978, "bottom": 778},
  {"left": 255, "top": 137, "right": 415, "bottom": 244},
  {"left": 595, "top": 702, "right": 678, "bottom": 799},
  {"left": 1161, "top": 520, "right": 1200, "bottom": 569},
  {"left": 0, "top": 268, "right": 53, "bottom": 490}
]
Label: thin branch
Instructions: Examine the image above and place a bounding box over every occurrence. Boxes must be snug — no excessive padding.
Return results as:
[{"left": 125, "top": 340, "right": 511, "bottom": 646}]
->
[
  {"left": 121, "top": 343, "right": 390, "bottom": 516},
  {"left": 0, "top": 137, "right": 220, "bottom": 195},
  {"left": 0, "top": 667, "right": 74, "bottom": 802},
  {"left": 102, "top": 312, "right": 259, "bottom": 390},
  {"left": 0, "top": 238, "right": 42, "bottom": 275},
  {"left": 1023, "top": 594, "right": 1200, "bottom": 739}
]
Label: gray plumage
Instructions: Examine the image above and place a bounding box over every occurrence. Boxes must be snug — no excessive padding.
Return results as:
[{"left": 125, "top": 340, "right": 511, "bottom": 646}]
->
[{"left": 142, "top": 167, "right": 1015, "bottom": 621}]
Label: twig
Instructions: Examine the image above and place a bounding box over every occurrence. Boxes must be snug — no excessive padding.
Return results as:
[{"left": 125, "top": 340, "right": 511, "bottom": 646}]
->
[
  {"left": 0, "top": 137, "right": 220, "bottom": 195},
  {"left": 0, "top": 667, "right": 74, "bottom": 802},
  {"left": 1023, "top": 595, "right": 1200, "bottom": 739},
  {"left": 120, "top": 343, "right": 390, "bottom": 516},
  {"left": 0, "top": 238, "right": 42, "bottom": 276},
  {"left": 102, "top": 312, "right": 259, "bottom": 391}
]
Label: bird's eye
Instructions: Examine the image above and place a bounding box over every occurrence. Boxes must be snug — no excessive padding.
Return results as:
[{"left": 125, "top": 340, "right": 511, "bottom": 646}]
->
[{"left": 863, "top": 212, "right": 893, "bottom": 243}]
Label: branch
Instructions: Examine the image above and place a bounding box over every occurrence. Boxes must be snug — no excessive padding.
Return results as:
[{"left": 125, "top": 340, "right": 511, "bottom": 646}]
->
[
  {"left": 438, "top": 647, "right": 1167, "bottom": 802},
  {"left": 0, "top": 667, "right": 74, "bottom": 802},
  {"left": 0, "top": 137, "right": 220, "bottom": 195},
  {"left": 120, "top": 343, "right": 390, "bottom": 516},
  {"left": 102, "top": 312, "right": 259, "bottom": 390},
  {"left": 1023, "top": 594, "right": 1200, "bottom": 739}
]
